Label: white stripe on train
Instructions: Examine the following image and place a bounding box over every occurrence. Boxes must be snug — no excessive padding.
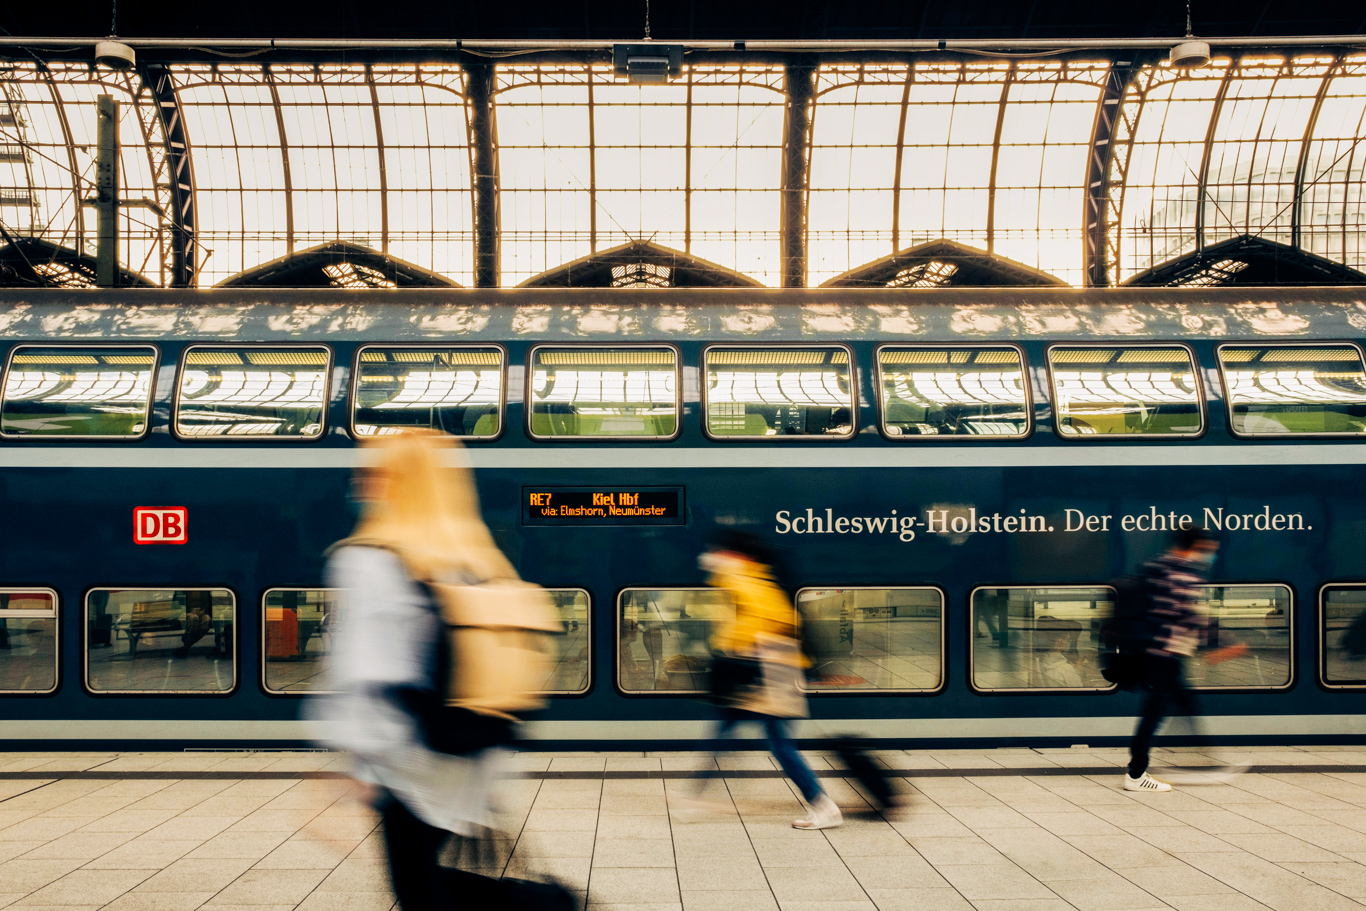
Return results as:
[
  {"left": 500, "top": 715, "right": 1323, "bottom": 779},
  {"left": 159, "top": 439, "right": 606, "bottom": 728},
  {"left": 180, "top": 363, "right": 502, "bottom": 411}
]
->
[
  {"left": 0, "top": 444, "right": 1363, "bottom": 470},
  {"left": 0, "top": 715, "right": 1363, "bottom": 741}
]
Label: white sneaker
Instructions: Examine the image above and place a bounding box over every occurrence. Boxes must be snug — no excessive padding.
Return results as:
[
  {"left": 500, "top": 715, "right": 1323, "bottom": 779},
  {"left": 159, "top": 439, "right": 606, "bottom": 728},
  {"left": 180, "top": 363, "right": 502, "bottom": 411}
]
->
[
  {"left": 793, "top": 794, "right": 843, "bottom": 830},
  {"left": 1124, "top": 772, "right": 1173, "bottom": 792}
]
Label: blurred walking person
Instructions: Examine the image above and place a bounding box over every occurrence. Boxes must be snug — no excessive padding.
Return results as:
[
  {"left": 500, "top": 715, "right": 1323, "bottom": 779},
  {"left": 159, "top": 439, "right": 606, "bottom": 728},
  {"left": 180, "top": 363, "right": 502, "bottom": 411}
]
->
[
  {"left": 313, "top": 432, "right": 550, "bottom": 910},
  {"left": 1125, "top": 523, "right": 1243, "bottom": 792},
  {"left": 685, "top": 530, "right": 842, "bottom": 830}
]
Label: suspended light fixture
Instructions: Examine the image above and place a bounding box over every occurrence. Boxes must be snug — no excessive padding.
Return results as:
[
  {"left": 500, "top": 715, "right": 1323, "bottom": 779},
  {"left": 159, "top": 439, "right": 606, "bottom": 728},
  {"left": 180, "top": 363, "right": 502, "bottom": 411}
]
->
[
  {"left": 94, "top": 0, "right": 134, "bottom": 68},
  {"left": 1169, "top": 0, "right": 1210, "bottom": 67},
  {"left": 614, "top": 0, "right": 683, "bottom": 84}
]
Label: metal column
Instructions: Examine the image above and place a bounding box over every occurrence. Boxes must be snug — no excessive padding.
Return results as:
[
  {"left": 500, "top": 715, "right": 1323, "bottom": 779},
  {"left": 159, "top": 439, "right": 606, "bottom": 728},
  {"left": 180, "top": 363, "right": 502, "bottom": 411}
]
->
[
  {"left": 465, "top": 61, "right": 500, "bottom": 288},
  {"left": 780, "top": 59, "right": 815, "bottom": 288},
  {"left": 95, "top": 94, "right": 119, "bottom": 288}
]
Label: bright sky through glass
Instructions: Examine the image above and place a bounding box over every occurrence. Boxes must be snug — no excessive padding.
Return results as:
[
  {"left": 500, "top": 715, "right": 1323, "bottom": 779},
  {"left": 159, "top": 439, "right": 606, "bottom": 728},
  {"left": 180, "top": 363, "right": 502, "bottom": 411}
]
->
[{"left": 1, "top": 55, "right": 1364, "bottom": 287}]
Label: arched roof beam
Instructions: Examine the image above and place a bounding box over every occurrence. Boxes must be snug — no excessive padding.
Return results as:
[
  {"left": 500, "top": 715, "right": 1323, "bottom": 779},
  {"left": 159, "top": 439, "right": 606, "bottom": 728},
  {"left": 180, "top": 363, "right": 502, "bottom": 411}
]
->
[{"left": 1083, "top": 58, "right": 1137, "bottom": 287}]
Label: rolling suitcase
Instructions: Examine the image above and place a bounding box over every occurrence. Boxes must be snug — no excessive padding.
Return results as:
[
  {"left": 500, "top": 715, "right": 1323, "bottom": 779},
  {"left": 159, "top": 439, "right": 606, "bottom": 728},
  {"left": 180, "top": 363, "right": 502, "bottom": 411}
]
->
[{"left": 831, "top": 736, "right": 898, "bottom": 811}]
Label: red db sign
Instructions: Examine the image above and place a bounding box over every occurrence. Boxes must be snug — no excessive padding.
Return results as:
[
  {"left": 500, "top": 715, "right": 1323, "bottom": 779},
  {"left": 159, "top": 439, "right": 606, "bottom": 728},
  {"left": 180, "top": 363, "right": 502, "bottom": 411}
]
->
[{"left": 134, "top": 507, "right": 187, "bottom": 545}]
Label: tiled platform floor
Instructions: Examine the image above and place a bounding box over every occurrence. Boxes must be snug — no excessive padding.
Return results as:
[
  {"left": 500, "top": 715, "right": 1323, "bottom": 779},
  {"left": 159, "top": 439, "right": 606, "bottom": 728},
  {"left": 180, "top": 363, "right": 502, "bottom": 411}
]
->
[{"left": 2, "top": 746, "right": 1366, "bottom": 910}]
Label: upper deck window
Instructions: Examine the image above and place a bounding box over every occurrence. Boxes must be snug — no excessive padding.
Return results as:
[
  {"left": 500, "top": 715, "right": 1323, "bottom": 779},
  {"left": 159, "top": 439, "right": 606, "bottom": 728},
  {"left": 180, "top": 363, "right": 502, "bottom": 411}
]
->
[
  {"left": 1218, "top": 345, "right": 1366, "bottom": 436},
  {"left": 878, "top": 347, "right": 1029, "bottom": 438},
  {"left": 1, "top": 346, "right": 157, "bottom": 439},
  {"left": 353, "top": 347, "right": 503, "bottom": 438},
  {"left": 529, "top": 347, "right": 678, "bottom": 439},
  {"left": 704, "top": 347, "right": 853, "bottom": 438},
  {"left": 1048, "top": 346, "right": 1203, "bottom": 437},
  {"left": 176, "top": 347, "right": 330, "bottom": 439}
]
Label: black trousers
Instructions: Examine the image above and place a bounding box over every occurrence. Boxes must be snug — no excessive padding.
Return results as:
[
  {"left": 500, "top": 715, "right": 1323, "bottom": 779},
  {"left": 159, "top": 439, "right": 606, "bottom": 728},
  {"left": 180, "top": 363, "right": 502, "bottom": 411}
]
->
[
  {"left": 380, "top": 794, "right": 506, "bottom": 911},
  {"left": 1128, "top": 655, "right": 1201, "bottom": 778}
]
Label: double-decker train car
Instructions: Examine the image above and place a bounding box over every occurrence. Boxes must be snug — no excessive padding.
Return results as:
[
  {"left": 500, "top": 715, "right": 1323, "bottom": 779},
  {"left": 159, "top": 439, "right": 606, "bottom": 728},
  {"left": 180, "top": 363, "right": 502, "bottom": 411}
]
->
[{"left": 1, "top": 286, "right": 1364, "bottom": 748}]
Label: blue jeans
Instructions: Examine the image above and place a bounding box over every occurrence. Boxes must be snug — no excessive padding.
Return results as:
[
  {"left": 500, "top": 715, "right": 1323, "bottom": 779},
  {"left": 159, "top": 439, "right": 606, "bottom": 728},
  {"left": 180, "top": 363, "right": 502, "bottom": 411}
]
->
[{"left": 699, "top": 709, "right": 823, "bottom": 803}]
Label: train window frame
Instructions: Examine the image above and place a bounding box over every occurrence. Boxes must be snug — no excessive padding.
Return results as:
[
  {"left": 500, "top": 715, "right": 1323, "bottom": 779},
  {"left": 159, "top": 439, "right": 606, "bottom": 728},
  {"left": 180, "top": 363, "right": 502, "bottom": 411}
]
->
[
  {"left": 526, "top": 344, "right": 683, "bottom": 443},
  {"left": 0, "top": 587, "right": 60, "bottom": 696},
  {"left": 83, "top": 586, "right": 239, "bottom": 697},
  {"left": 349, "top": 344, "right": 508, "bottom": 442},
  {"left": 172, "top": 344, "right": 334, "bottom": 443},
  {"left": 700, "top": 344, "right": 857, "bottom": 442},
  {"left": 1044, "top": 343, "right": 1207, "bottom": 441},
  {"left": 794, "top": 585, "right": 947, "bottom": 695},
  {"left": 1318, "top": 583, "right": 1366, "bottom": 690},
  {"left": 873, "top": 343, "right": 1033, "bottom": 442},
  {"left": 260, "top": 587, "right": 341, "bottom": 697},
  {"left": 1215, "top": 341, "right": 1366, "bottom": 440},
  {"left": 615, "top": 586, "right": 733, "bottom": 696},
  {"left": 539, "top": 587, "right": 593, "bottom": 697},
  {"left": 968, "top": 584, "right": 1119, "bottom": 695},
  {"left": 0, "top": 344, "right": 160, "bottom": 442},
  {"left": 1184, "top": 583, "right": 1295, "bottom": 693}
]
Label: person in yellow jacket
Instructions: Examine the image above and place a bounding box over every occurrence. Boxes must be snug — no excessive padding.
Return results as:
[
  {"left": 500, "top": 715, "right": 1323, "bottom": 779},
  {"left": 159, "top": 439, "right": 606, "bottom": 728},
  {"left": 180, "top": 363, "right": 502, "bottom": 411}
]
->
[{"left": 682, "top": 530, "right": 842, "bottom": 830}]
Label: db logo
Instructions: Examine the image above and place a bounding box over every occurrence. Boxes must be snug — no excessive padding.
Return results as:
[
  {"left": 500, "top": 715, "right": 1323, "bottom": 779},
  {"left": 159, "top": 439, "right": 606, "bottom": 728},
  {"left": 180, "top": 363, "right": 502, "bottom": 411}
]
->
[{"left": 134, "top": 507, "right": 187, "bottom": 545}]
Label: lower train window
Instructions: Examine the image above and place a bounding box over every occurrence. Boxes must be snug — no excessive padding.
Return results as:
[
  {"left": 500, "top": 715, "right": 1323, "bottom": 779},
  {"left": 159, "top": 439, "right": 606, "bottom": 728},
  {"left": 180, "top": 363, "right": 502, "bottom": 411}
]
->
[
  {"left": 175, "top": 346, "right": 330, "bottom": 439},
  {"left": 1, "top": 346, "right": 157, "bottom": 439},
  {"left": 353, "top": 347, "right": 503, "bottom": 438},
  {"left": 1218, "top": 345, "right": 1366, "bottom": 436},
  {"left": 1048, "top": 346, "right": 1203, "bottom": 437},
  {"left": 542, "top": 590, "right": 591, "bottom": 695},
  {"left": 529, "top": 347, "right": 679, "bottom": 439},
  {"left": 617, "top": 588, "right": 734, "bottom": 694},
  {"left": 0, "top": 590, "right": 58, "bottom": 694},
  {"left": 86, "top": 589, "right": 236, "bottom": 694},
  {"left": 1184, "top": 585, "right": 1292, "bottom": 690},
  {"left": 878, "top": 347, "right": 1030, "bottom": 438},
  {"left": 703, "top": 347, "right": 854, "bottom": 438},
  {"left": 796, "top": 588, "right": 943, "bottom": 692},
  {"left": 971, "top": 586, "right": 1115, "bottom": 692},
  {"left": 1321, "top": 585, "right": 1366, "bottom": 688},
  {"left": 262, "top": 589, "right": 337, "bottom": 694}
]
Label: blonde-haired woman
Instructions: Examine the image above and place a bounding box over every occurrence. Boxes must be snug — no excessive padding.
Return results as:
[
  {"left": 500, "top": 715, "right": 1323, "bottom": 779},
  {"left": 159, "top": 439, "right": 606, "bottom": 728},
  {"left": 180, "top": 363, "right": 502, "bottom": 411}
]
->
[{"left": 313, "top": 431, "right": 518, "bottom": 910}]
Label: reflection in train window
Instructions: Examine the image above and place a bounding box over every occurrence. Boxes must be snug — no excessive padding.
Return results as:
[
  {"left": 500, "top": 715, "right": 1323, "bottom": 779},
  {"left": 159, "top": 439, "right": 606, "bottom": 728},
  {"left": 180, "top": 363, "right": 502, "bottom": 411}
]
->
[
  {"left": 542, "top": 590, "right": 591, "bottom": 695},
  {"left": 797, "top": 588, "right": 943, "bottom": 692},
  {"left": 176, "top": 347, "right": 330, "bottom": 439},
  {"left": 262, "top": 589, "right": 337, "bottom": 694},
  {"left": 86, "top": 589, "right": 236, "bottom": 694},
  {"left": 1048, "top": 347, "right": 1203, "bottom": 437},
  {"left": 1185, "top": 585, "right": 1292, "bottom": 690},
  {"left": 617, "top": 588, "right": 734, "bottom": 694},
  {"left": 530, "top": 347, "right": 678, "bottom": 439},
  {"left": 1218, "top": 345, "right": 1366, "bottom": 436},
  {"left": 1322, "top": 585, "right": 1366, "bottom": 687},
  {"left": 878, "top": 347, "right": 1029, "bottom": 437},
  {"left": 353, "top": 347, "right": 503, "bottom": 438},
  {"left": 1, "top": 346, "right": 156, "bottom": 438},
  {"left": 0, "top": 590, "right": 58, "bottom": 694},
  {"left": 704, "top": 347, "right": 853, "bottom": 438},
  {"left": 971, "top": 587, "right": 1114, "bottom": 692}
]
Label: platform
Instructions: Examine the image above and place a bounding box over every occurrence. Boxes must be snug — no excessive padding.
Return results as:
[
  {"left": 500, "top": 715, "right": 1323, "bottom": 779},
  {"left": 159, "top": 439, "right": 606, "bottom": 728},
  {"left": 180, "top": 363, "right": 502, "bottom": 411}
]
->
[{"left": 2, "top": 746, "right": 1366, "bottom": 910}]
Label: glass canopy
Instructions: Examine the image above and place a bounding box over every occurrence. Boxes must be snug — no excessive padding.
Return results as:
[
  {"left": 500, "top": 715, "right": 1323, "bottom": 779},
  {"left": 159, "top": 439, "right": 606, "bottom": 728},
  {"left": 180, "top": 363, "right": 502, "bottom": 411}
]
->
[{"left": 1, "top": 53, "right": 1364, "bottom": 287}]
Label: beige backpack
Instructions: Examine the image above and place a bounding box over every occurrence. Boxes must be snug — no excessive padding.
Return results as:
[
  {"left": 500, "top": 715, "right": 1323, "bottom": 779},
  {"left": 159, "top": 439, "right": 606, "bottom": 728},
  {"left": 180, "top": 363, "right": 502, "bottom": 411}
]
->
[{"left": 427, "top": 579, "right": 562, "bottom": 720}]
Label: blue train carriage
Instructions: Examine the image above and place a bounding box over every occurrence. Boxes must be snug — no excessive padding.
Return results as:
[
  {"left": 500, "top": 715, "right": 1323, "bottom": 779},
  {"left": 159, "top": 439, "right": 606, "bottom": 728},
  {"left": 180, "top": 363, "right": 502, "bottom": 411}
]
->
[{"left": 0, "top": 286, "right": 1364, "bottom": 749}]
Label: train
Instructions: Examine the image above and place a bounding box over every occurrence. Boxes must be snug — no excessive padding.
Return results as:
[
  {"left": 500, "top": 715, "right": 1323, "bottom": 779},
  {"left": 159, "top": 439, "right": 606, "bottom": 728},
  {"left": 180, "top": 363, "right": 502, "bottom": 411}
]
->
[{"left": 0, "top": 285, "right": 1364, "bottom": 749}]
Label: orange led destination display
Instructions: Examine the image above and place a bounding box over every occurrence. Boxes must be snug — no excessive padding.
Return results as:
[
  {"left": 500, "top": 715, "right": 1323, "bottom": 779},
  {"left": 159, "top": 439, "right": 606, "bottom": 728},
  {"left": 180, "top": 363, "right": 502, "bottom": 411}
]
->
[{"left": 523, "top": 487, "right": 684, "bottom": 526}]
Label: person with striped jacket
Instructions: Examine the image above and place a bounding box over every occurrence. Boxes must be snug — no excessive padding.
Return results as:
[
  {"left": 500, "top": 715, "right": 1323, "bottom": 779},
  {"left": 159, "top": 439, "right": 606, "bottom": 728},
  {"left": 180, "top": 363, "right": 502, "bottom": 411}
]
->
[{"left": 1125, "top": 524, "right": 1219, "bottom": 792}]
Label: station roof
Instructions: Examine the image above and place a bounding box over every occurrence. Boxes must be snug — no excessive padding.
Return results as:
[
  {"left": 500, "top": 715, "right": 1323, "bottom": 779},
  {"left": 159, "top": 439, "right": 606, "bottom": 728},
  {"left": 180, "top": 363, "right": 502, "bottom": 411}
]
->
[{"left": 1, "top": 47, "right": 1364, "bottom": 288}]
